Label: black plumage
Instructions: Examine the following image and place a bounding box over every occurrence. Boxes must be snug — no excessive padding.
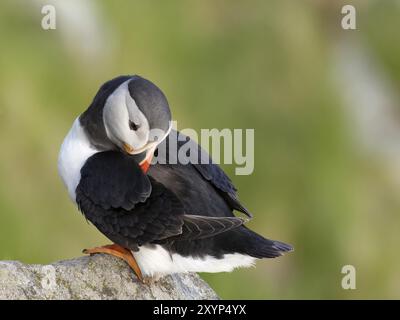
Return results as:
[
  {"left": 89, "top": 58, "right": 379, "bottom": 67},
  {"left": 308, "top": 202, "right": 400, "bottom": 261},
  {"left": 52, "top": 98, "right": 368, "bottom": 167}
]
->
[
  {"left": 149, "top": 132, "right": 292, "bottom": 258},
  {"left": 78, "top": 151, "right": 152, "bottom": 211},
  {"left": 158, "top": 130, "right": 252, "bottom": 217},
  {"left": 76, "top": 134, "right": 291, "bottom": 259},
  {"left": 76, "top": 151, "right": 247, "bottom": 252}
]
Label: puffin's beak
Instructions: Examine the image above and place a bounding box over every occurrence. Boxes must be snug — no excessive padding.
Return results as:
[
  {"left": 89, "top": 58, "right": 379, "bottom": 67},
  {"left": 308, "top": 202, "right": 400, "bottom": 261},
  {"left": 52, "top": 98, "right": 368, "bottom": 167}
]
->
[
  {"left": 123, "top": 142, "right": 135, "bottom": 154},
  {"left": 123, "top": 123, "right": 173, "bottom": 155},
  {"left": 123, "top": 141, "right": 158, "bottom": 155}
]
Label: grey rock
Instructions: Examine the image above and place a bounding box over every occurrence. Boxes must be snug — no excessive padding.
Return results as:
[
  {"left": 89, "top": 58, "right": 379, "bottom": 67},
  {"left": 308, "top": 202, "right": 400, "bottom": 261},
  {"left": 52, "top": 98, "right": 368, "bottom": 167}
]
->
[{"left": 0, "top": 254, "right": 219, "bottom": 300}]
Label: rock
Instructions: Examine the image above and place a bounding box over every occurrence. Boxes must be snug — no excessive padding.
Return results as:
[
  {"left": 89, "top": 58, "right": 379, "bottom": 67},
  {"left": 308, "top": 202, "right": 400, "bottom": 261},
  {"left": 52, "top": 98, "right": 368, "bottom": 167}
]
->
[{"left": 0, "top": 254, "right": 219, "bottom": 300}]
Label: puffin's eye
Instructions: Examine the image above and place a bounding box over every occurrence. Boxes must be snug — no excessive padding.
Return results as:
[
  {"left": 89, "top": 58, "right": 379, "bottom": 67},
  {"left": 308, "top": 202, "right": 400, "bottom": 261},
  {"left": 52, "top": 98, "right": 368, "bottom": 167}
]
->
[{"left": 129, "top": 120, "right": 140, "bottom": 131}]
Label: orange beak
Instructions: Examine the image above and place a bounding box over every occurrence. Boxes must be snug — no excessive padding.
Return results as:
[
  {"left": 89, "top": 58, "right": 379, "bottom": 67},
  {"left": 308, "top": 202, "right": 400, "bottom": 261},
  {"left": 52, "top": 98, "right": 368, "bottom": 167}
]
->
[
  {"left": 139, "top": 159, "right": 151, "bottom": 173},
  {"left": 122, "top": 142, "right": 134, "bottom": 154}
]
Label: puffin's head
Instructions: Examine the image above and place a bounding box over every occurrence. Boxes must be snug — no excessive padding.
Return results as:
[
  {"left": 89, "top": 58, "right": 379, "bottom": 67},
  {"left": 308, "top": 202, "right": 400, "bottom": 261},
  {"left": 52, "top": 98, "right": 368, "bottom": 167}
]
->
[{"left": 80, "top": 75, "right": 172, "bottom": 156}]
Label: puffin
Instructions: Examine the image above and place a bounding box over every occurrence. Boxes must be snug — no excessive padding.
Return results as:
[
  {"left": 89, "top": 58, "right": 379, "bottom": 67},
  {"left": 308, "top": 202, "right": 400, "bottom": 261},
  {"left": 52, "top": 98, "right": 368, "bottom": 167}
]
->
[{"left": 58, "top": 75, "right": 293, "bottom": 281}]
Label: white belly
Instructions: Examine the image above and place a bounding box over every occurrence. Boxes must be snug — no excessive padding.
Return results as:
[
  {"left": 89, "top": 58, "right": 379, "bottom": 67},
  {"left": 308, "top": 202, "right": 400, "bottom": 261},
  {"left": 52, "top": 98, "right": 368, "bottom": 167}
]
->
[
  {"left": 58, "top": 117, "right": 99, "bottom": 202},
  {"left": 133, "top": 245, "right": 256, "bottom": 277}
]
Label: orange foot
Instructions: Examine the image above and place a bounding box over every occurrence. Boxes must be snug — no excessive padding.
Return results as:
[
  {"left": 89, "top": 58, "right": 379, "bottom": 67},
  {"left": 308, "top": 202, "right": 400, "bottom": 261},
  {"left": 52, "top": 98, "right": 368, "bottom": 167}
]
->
[{"left": 83, "top": 244, "right": 143, "bottom": 282}]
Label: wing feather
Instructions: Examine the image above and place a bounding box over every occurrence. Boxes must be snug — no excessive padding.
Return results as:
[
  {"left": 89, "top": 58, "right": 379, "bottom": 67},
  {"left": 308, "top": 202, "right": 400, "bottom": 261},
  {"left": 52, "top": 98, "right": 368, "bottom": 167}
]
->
[{"left": 76, "top": 151, "right": 246, "bottom": 250}]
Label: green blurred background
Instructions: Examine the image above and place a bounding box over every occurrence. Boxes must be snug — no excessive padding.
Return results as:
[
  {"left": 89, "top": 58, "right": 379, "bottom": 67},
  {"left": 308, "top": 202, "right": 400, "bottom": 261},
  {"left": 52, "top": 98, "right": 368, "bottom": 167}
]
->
[{"left": 1, "top": 0, "right": 399, "bottom": 299}]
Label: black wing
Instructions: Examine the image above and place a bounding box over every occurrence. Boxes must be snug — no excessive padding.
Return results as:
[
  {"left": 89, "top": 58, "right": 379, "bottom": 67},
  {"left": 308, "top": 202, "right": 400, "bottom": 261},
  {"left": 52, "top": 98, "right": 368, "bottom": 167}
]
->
[
  {"left": 76, "top": 151, "right": 245, "bottom": 250},
  {"left": 77, "top": 151, "right": 152, "bottom": 211},
  {"left": 158, "top": 130, "right": 252, "bottom": 217},
  {"left": 177, "top": 215, "right": 247, "bottom": 241}
]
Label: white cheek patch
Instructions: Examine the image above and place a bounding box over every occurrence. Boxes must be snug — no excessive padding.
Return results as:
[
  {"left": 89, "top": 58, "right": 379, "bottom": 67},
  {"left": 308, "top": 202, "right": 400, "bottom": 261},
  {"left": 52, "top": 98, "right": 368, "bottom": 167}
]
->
[
  {"left": 103, "top": 83, "right": 130, "bottom": 146},
  {"left": 103, "top": 79, "right": 150, "bottom": 149},
  {"left": 124, "top": 89, "right": 150, "bottom": 146}
]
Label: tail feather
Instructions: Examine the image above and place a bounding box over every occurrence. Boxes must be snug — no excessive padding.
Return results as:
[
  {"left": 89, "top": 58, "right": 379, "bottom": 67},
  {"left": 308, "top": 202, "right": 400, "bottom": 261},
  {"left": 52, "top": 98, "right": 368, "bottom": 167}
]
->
[
  {"left": 248, "top": 238, "right": 293, "bottom": 258},
  {"left": 219, "top": 226, "right": 293, "bottom": 259}
]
